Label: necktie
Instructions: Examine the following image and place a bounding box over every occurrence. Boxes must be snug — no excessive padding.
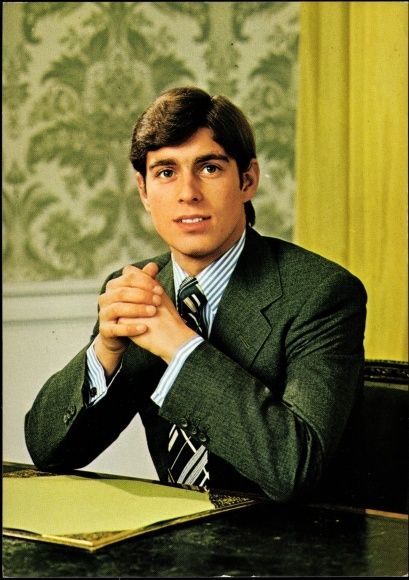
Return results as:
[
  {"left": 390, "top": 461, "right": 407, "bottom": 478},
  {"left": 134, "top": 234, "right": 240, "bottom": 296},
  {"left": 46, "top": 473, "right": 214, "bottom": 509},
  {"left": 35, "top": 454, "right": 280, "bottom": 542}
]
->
[{"left": 168, "top": 276, "right": 210, "bottom": 489}]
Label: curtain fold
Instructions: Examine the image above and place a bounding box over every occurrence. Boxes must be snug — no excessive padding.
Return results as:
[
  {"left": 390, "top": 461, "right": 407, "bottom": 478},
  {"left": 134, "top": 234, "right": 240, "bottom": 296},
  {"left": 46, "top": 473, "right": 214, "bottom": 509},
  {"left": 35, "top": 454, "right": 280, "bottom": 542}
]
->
[{"left": 295, "top": 1, "right": 408, "bottom": 361}]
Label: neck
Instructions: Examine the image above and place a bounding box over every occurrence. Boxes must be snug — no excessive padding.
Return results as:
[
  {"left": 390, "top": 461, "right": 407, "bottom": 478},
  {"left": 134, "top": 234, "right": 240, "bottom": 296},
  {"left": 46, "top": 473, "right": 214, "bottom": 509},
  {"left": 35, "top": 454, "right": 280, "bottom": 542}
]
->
[
  {"left": 172, "top": 227, "right": 247, "bottom": 277},
  {"left": 175, "top": 257, "right": 215, "bottom": 277}
]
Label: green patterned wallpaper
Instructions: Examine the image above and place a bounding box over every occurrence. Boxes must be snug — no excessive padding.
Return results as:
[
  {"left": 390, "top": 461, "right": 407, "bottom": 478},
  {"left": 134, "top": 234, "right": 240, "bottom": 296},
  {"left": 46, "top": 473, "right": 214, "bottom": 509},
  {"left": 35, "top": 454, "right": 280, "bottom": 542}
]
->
[{"left": 3, "top": 2, "right": 299, "bottom": 282}]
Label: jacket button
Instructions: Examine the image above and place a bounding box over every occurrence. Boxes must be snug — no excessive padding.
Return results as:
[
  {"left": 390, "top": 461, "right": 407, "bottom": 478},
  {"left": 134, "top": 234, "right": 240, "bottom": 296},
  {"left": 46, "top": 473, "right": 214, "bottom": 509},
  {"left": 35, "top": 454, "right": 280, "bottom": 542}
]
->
[
  {"left": 68, "top": 404, "right": 76, "bottom": 416},
  {"left": 190, "top": 426, "right": 198, "bottom": 436},
  {"left": 198, "top": 432, "right": 208, "bottom": 443},
  {"left": 63, "top": 413, "right": 70, "bottom": 425},
  {"left": 180, "top": 418, "right": 189, "bottom": 428}
]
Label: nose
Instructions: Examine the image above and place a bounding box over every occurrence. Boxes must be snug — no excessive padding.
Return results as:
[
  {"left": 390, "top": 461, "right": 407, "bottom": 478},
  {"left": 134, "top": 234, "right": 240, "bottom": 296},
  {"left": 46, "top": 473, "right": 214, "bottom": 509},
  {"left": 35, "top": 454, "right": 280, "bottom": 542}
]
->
[{"left": 178, "top": 172, "right": 203, "bottom": 203}]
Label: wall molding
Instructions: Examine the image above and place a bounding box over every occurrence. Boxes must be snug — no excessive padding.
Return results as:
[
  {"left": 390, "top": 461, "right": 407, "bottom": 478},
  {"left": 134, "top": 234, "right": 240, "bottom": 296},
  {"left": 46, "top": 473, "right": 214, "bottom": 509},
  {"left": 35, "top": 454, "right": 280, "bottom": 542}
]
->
[{"left": 3, "top": 279, "right": 100, "bottom": 323}]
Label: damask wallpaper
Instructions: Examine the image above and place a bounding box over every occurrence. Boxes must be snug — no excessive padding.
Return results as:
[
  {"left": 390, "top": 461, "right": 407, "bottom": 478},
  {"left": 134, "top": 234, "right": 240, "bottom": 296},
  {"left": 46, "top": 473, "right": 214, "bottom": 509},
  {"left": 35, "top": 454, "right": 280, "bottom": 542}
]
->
[{"left": 3, "top": 2, "right": 299, "bottom": 282}]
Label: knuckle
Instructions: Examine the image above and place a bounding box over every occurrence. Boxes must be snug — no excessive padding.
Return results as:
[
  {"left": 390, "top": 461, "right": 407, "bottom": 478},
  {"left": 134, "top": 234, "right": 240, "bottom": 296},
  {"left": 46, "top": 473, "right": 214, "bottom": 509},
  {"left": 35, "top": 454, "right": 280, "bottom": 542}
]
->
[
  {"left": 100, "top": 323, "right": 113, "bottom": 338},
  {"left": 105, "top": 277, "right": 117, "bottom": 291},
  {"left": 122, "top": 264, "right": 139, "bottom": 280},
  {"left": 116, "top": 287, "right": 127, "bottom": 301},
  {"left": 98, "top": 291, "right": 108, "bottom": 305},
  {"left": 109, "top": 304, "right": 119, "bottom": 318}
]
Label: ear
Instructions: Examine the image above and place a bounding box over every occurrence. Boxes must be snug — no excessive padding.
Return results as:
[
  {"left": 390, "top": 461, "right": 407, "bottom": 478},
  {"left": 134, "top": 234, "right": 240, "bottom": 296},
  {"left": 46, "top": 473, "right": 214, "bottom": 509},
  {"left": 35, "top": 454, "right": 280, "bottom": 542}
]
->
[
  {"left": 136, "top": 172, "right": 150, "bottom": 212},
  {"left": 241, "top": 159, "right": 259, "bottom": 201}
]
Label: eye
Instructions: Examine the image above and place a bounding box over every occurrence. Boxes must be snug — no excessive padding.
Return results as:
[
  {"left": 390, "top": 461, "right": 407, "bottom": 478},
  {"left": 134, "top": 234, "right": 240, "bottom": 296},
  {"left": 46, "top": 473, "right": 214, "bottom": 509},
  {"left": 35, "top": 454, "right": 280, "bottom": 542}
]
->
[
  {"left": 157, "top": 168, "right": 174, "bottom": 179},
  {"left": 202, "top": 164, "right": 219, "bottom": 175}
]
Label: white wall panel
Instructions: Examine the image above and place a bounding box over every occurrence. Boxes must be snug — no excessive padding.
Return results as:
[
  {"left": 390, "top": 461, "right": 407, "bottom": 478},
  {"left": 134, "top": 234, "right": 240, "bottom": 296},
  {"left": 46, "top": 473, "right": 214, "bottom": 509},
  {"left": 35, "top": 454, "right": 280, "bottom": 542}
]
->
[{"left": 3, "top": 281, "right": 158, "bottom": 480}]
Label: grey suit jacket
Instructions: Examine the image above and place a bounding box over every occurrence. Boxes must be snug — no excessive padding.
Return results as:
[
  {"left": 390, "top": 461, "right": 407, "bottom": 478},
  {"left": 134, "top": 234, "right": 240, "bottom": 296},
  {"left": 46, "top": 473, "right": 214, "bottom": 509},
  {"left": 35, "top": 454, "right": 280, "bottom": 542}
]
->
[{"left": 25, "top": 227, "right": 367, "bottom": 502}]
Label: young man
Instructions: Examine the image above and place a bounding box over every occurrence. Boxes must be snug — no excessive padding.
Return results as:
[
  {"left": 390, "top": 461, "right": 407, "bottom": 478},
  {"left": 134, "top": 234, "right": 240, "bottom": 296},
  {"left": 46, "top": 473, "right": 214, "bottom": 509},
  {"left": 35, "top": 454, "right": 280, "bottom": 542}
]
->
[{"left": 25, "top": 87, "right": 367, "bottom": 503}]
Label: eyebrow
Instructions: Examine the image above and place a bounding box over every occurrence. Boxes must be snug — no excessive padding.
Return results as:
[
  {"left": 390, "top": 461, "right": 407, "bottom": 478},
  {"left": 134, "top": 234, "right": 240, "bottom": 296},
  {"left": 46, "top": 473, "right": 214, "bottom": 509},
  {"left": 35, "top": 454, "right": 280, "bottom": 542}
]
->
[{"left": 148, "top": 153, "right": 230, "bottom": 172}]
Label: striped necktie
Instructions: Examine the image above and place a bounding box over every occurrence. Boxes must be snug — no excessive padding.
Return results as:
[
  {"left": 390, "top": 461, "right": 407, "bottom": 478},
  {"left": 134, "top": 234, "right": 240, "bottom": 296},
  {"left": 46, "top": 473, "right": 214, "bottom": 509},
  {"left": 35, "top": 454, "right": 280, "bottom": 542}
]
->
[{"left": 168, "top": 276, "right": 210, "bottom": 488}]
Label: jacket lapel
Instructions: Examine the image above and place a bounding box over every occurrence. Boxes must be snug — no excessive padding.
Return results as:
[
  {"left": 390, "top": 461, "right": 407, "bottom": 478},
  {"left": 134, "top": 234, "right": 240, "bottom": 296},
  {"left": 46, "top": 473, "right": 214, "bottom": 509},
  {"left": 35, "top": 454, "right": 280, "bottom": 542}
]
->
[
  {"left": 153, "top": 229, "right": 282, "bottom": 370},
  {"left": 156, "top": 254, "right": 175, "bottom": 301},
  {"left": 210, "top": 228, "right": 282, "bottom": 369}
]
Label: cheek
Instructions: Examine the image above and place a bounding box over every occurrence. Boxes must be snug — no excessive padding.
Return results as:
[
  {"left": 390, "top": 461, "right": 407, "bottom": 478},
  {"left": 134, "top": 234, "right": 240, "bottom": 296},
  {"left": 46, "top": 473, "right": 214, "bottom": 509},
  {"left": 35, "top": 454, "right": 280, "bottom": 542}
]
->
[
  {"left": 144, "top": 194, "right": 159, "bottom": 213},
  {"left": 217, "top": 190, "right": 245, "bottom": 216},
  {"left": 146, "top": 201, "right": 172, "bottom": 226}
]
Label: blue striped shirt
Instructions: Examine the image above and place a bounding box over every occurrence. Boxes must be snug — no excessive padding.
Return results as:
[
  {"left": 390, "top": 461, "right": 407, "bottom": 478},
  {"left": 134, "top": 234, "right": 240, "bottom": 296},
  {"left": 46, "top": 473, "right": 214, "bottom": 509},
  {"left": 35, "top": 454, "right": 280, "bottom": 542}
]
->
[{"left": 86, "top": 230, "right": 246, "bottom": 407}]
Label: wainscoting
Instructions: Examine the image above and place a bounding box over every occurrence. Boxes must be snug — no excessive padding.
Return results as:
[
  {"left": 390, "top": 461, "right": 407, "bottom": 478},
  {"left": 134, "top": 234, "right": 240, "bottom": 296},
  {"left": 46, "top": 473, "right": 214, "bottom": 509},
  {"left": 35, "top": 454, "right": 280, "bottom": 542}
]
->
[{"left": 3, "top": 280, "right": 158, "bottom": 480}]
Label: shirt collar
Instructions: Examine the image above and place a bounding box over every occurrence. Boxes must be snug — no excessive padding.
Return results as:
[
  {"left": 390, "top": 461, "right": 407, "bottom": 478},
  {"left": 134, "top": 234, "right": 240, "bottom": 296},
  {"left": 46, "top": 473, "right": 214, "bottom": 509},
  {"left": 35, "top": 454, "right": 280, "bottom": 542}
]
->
[{"left": 171, "top": 230, "right": 246, "bottom": 309}]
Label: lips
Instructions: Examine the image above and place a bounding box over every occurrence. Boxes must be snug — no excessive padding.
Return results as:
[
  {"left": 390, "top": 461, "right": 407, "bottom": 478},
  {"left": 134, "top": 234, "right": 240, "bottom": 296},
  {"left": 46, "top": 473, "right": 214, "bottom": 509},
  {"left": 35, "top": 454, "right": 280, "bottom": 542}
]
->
[{"left": 175, "top": 216, "right": 210, "bottom": 224}]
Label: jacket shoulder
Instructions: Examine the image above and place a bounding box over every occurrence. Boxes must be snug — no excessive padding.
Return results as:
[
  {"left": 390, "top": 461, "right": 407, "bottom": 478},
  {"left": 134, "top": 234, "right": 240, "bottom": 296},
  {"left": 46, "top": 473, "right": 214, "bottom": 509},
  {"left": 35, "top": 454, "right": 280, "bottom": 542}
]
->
[{"left": 250, "top": 229, "right": 366, "bottom": 295}]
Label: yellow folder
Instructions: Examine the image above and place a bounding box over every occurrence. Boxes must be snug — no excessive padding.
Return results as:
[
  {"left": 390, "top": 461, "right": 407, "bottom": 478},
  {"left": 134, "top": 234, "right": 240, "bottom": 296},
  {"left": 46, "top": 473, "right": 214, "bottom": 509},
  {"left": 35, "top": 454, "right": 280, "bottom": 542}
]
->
[{"left": 3, "top": 467, "right": 261, "bottom": 551}]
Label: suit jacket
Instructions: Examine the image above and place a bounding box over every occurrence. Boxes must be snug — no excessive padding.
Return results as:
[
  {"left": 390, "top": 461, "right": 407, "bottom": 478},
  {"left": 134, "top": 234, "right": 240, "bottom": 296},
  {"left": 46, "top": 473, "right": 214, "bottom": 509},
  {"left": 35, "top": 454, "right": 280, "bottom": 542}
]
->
[{"left": 25, "top": 227, "right": 367, "bottom": 502}]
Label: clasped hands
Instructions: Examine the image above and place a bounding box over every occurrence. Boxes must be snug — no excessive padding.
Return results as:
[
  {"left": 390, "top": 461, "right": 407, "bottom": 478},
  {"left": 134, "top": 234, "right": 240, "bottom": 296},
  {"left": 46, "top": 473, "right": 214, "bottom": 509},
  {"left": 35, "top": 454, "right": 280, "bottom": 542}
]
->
[{"left": 95, "top": 262, "right": 197, "bottom": 375}]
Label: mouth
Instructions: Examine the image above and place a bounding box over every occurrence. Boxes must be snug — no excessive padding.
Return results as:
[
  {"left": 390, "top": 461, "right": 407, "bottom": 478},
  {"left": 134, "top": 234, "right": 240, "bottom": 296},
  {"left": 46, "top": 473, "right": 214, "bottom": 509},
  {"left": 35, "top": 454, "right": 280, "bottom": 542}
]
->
[{"left": 174, "top": 216, "right": 210, "bottom": 224}]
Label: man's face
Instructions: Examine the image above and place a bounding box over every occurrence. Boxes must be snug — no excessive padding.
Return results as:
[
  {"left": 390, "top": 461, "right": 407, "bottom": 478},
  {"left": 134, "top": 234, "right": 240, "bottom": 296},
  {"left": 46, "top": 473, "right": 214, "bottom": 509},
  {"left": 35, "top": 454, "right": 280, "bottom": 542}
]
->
[{"left": 137, "top": 127, "right": 259, "bottom": 275}]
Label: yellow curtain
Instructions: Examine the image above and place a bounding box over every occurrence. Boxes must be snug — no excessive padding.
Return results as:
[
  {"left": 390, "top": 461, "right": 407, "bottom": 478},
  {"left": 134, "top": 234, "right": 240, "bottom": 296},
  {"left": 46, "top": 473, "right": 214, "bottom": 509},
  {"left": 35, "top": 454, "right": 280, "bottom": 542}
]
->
[{"left": 295, "top": 1, "right": 408, "bottom": 361}]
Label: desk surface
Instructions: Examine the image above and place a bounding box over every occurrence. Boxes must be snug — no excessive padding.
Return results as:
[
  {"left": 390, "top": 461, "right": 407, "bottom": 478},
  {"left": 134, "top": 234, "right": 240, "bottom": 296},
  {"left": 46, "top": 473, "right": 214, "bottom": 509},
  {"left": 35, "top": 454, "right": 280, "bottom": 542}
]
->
[{"left": 3, "top": 463, "right": 408, "bottom": 577}]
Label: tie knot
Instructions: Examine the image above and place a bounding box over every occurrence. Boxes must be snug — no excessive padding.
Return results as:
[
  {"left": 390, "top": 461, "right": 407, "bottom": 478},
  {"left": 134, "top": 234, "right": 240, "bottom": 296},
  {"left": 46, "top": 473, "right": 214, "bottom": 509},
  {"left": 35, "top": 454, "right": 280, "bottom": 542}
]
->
[
  {"left": 177, "top": 277, "right": 208, "bottom": 335},
  {"left": 178, "top": 276, "right": 207, "bottom": 312}
]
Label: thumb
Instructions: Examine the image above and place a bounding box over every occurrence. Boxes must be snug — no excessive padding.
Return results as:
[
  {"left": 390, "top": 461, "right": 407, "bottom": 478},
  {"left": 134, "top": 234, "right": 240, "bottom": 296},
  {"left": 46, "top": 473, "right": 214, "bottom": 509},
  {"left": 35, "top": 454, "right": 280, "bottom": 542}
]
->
[{"left": 142, "top": 261, "right": 159, "bottom": 279}]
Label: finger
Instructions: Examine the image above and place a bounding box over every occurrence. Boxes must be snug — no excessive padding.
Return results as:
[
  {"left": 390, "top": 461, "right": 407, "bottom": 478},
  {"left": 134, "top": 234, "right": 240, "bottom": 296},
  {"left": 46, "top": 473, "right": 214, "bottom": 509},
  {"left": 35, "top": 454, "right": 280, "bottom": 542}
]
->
[
  {"left": 122, "top": 264, "right": 140, "bottom": 276},
  {"left": 100, "top": 321, "right": 148, "bottom": 338},
  {"left": 100, "top": 287, "right": 162, "bottom": 307},
  {"left": 106, "top": 274, "right": 155, "bottom": 293},
  {"left": 101, "top": 303, "right": 157, "bottom": 321},
  {"left": 117, "top": 317, "right": 150, "bottom": 326},
  {"left": 107, "top": 265, "right": 163, "bottom": 295},
  {"left": 122, "top": 263, "right": 158, "bottom": 280},
  {"left": 142, "top": 261, "right": 159, "bottom": 278},
  {"left": 106, "top": 266, "right": 154, "bottom": 289}
]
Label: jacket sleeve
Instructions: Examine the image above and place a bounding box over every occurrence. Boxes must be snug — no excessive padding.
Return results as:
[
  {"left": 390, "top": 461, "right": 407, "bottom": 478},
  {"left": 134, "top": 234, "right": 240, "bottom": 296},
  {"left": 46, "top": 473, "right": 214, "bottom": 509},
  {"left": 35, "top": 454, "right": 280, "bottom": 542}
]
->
[
  {"left": 24, "top": 260, "right": 168, "bottom": 472},
  {"left": 24, "top": 339, "right": 165, "bottom": 471},
  {"left": 158, "top": 271, "right": 367, "bottom": 502}
]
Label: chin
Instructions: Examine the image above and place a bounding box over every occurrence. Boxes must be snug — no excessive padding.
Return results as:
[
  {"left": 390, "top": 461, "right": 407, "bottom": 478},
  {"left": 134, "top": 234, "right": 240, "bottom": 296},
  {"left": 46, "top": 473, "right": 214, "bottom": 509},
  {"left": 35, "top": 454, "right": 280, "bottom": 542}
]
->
[
  {"left": 182, "top": 247, "right": 213, "bottom": 259},
  {"left": 174, "top": 240, "right": 219, "bottom": 260}
]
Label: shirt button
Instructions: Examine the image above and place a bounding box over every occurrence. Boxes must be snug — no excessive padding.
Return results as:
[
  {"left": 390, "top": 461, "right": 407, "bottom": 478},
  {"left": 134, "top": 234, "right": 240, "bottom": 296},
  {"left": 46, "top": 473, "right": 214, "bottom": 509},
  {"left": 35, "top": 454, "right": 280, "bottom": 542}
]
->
[{"left": 89, "top": 387, "right": 98, "bottom": 398}]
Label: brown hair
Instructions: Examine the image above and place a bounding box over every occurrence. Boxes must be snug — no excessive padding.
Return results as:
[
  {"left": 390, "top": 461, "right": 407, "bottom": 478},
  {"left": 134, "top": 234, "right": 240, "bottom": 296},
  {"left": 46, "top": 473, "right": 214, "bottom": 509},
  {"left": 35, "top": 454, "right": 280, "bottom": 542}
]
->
[{"left": 130, "top": 86, "right": 256, "bottom": 226}]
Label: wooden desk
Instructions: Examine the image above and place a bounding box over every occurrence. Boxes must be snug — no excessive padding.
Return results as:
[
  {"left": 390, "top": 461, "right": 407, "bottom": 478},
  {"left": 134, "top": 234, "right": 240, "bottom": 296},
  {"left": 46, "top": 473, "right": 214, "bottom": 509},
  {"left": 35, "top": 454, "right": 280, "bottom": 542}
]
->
[{"left": 3, "top": 463, "right": 408, "bottom": 577}]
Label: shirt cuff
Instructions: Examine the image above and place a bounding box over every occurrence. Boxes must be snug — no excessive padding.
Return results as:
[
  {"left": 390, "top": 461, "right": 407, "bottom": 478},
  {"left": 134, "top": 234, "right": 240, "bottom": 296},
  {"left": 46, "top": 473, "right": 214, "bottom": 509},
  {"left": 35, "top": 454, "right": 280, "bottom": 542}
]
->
[
  {"left": 85, "top": 340, "right": 122, "bottom": 406},
  {"left": 151, "top": 335, "right": 204, "bottom": 407}
]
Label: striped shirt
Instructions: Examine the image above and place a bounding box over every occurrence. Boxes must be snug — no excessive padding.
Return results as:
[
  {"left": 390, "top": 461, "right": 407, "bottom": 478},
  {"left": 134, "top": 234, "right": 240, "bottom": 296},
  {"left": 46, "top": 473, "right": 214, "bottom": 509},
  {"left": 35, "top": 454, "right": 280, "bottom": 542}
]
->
[{"left": 86, "top": 230, "right": 246, "bottom": 407}]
